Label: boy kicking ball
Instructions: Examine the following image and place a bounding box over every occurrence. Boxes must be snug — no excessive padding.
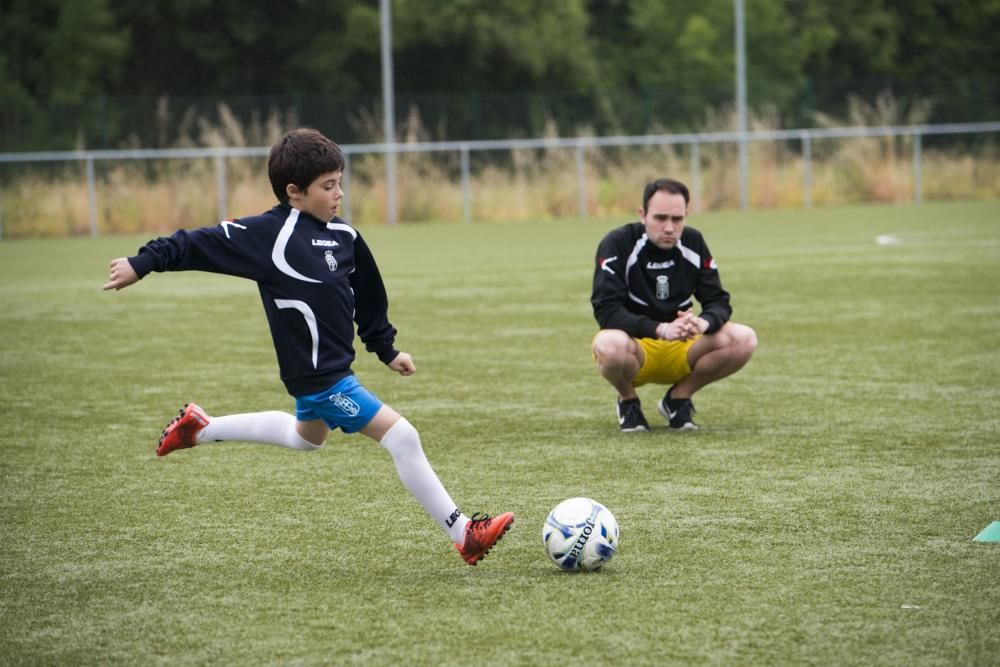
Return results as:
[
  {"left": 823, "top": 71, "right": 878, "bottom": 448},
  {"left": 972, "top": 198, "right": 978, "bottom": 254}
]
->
[{"left": 103, "top": 128, "right": 513, "bottom": 565}]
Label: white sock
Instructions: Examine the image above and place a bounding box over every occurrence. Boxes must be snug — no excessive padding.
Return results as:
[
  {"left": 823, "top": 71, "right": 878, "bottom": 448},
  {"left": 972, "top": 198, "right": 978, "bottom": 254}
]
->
[
  {"left": 380, "top": 418, "right": 469, "bottom": 543},
  {"left": 196, "top": 411, "right": 321, "bottom": 451}
]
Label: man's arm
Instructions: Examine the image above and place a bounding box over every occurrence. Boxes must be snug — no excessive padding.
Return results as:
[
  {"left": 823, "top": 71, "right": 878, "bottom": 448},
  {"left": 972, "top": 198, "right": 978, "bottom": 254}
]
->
[
  {"left": 591, "top": 232, "right": 661, "bottom": 339},
  {"left": 691, "top": 239, "right": 732, "bottom": 334}
]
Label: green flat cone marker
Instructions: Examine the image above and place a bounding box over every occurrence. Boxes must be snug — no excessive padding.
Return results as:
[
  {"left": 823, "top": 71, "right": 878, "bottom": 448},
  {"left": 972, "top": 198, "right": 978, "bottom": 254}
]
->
[{"left": 973, "top": 521, "right": 1000, "bottom": 542}]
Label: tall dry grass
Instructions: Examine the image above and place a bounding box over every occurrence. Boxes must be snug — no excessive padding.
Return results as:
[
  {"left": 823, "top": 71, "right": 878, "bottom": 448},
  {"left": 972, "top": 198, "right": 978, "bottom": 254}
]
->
[{"left": 1, "top": 97, "right": 997, "bottom": 238}]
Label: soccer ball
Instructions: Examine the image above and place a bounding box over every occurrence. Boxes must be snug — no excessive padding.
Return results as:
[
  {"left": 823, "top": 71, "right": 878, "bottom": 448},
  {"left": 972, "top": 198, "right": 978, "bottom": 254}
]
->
[{"left": 542, "top": 497, "right": 619, "bottom": 571}]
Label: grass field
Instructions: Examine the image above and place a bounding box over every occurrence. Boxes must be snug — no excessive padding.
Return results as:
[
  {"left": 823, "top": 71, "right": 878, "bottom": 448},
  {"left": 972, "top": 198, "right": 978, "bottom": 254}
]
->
[{"left": 1, "top": 201, "right": 998, "bottom": 665}]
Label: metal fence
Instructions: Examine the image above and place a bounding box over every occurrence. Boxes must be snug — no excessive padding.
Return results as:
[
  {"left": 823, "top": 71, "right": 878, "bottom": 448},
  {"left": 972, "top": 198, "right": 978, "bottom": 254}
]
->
[{"left": 1, "top": 120, "right": 999, "bottom": 238}]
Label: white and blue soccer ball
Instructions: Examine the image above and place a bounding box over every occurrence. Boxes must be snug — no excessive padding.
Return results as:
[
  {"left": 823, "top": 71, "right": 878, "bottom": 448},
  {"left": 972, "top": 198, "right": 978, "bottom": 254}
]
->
[{"left": 542, "top": 497, "right": 619, "bottom": 571}]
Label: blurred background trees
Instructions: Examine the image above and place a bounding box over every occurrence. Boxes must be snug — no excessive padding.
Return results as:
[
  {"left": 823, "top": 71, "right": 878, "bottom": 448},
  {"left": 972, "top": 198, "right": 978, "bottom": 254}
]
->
[{"left": 1, "top": 0, "right": 998, "bottom": 151}]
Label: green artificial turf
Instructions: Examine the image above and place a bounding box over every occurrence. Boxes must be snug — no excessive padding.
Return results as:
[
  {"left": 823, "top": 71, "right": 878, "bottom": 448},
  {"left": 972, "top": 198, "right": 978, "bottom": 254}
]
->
[{"left": 1, "top": 201, "right": 998, "bottom": 665}]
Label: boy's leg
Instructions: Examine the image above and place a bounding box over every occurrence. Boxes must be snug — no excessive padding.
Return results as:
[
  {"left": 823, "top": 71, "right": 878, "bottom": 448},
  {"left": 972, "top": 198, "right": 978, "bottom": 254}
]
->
[
  {"left": 157, "top": 404, "right": 323, "bottom": 457},
  {"left": 363, "top": 405, "right": 513, "bottom": 565},
  {"left": 198, "top": 411, "right": 324, "bottom": 449},
  {"left": 362, "top": 405, "right": 469, "bottom": 542}
]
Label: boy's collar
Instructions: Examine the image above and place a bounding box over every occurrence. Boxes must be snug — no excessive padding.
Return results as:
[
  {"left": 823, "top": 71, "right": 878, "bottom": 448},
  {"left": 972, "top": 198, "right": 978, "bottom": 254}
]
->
[{"left": 279, "top": 203, "right": 327, "bottom": 226}]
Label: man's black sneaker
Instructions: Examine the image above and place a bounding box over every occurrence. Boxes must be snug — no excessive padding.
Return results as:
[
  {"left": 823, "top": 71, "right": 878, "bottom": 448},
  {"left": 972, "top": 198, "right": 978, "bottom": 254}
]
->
[
  {"left": 617, "top": 397, "right": 650, "bottom": 432},
  {"left": 658, "top": 387, "right": 698, "bottom": 430}
]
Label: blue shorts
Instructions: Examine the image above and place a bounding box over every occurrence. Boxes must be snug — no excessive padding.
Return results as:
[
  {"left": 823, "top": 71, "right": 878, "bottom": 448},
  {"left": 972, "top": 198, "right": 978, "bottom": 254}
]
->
[{"left": 295, "top": 375, "right": 383, "bottom": 434}]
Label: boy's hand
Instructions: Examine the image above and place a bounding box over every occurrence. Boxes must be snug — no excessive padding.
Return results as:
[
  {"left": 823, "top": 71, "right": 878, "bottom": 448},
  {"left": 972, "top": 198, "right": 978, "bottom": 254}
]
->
[
  {"left": 103, "top": 258, "right": 139, "bottom": 291},
  {"left": 388, "top": 352, "right": 416, "bottom": 376}
]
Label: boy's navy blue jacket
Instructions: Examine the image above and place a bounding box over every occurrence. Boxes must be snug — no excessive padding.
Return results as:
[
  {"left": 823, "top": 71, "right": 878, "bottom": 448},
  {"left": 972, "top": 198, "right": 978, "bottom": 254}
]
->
[{"left": 128, "top": 204, "right": 399, "bottom": 396}]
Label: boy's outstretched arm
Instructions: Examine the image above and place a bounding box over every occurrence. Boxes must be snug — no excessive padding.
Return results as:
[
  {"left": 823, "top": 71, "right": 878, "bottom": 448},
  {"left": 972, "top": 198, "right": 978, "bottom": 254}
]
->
[{"left": 102, "top": 257, "right": 139, "bottom": 291}]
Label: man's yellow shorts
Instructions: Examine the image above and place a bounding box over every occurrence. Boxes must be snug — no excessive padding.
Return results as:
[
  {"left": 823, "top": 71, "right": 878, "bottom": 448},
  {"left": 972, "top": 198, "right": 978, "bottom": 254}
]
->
[{"left": 631, "top": 336, "right": 697, "bottom": 387}]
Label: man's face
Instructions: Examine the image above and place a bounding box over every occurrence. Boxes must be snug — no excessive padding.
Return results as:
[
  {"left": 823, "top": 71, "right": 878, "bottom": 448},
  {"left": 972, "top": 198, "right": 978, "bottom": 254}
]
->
[
  {"left": 640, "top": 190, "right": 688, "bottom": 250},
  {"left": 288, "top": 170, "right": 343, "bottom": 222}
]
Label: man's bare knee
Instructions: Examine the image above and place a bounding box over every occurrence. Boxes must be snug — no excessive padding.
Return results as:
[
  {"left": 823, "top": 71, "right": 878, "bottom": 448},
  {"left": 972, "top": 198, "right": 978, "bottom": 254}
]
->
[
  {"left": 593, "top": 330, "right": 635, "bottom": 365},
  {"left": 712, "top": 323, "right": 757, "bottom": 365},
  {"left": 731, "top": 324, "right": 758, "bottom": 360}
]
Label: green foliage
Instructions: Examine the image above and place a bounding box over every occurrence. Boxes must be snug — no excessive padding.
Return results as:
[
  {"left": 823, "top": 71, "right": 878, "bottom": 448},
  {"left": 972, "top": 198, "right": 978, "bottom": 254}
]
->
[
  {"left": 1, "top": 203, "right": 999, "bottom": 664},
  {"left": 0, "top": 0, "right": 127, "bottom": 149},
  {"left": 395, "top": 0, "right": 596, "bottom": 88},
  {"left": 1, "top": 0, "right": 998, "bottom": 149}
]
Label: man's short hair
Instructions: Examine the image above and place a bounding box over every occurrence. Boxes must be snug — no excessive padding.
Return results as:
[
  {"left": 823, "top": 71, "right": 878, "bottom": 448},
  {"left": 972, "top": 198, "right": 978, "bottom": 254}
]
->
[
  {"left": 268, "top": 128, "right": 346, "bottom": 203},
  {"left": 642, "top": 178, "right": 690, "bottom": 210}
]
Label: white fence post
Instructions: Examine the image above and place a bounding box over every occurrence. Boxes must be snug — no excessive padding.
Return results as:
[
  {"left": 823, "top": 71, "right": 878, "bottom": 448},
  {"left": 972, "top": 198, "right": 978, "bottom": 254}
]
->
[
  {"left": 460, "top": 144, "right": 471, "bottom": 224},
  {"left": 215, "top": 153, "right": 227, "bottom": 222},
  {"left": 576, "top": 144, "right": 588, "bottom": 218},
  {"left": 86, "top": 157, "right": 97, "bottom": 237},
  {"left": 690, "top": 140, "right": 701, "bottom": 213},
  {"left": 801, "top": 132, "right": 813, "bottom": 208},
  {"left": 342, "top": 152, "right": 351, "bottom": 221},
  {"left": 734, "top": 0, "right": 749, "bottom": 210},
  {"left": 913, "top": 132, "right": 923, "bottom": 204}
]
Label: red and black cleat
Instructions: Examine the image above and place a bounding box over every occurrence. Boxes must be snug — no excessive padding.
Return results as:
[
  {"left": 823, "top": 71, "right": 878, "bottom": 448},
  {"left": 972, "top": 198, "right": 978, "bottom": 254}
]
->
[
  {"left": 454, "top": 512, "right": 515, "bottom": 565},
  {"left": 156, "top": 403, "right": 210, "bottom": 457}
]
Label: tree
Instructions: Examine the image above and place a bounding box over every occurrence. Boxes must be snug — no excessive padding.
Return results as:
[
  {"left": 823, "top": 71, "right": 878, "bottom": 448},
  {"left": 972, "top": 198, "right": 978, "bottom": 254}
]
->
[
  {"left": 2, "top": 0, "right": 996, "bottom": 150},
  {"left": 388, "top": 0, "right": 600, "bottom": 138},
  {"left": 0, "top": 0, "right": 127, "bottom": 150},
  {"left": 586, "top": 0, "right": 839, "bottom": 132}
]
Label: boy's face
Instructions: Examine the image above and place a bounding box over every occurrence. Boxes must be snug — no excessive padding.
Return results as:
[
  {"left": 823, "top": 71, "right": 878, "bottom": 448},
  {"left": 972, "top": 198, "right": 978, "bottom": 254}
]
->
[{"left": 287, "top": 170, "right": 343, "bottom": 222}]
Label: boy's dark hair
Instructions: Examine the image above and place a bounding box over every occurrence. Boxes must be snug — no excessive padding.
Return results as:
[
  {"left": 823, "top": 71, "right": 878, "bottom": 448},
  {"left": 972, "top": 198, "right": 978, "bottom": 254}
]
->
[
  {"left": 268, "top": 128, "right": 346, "bottom": 203},
  {"left": 642, "top": 178, "right": 690, "bottom": 210}
]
